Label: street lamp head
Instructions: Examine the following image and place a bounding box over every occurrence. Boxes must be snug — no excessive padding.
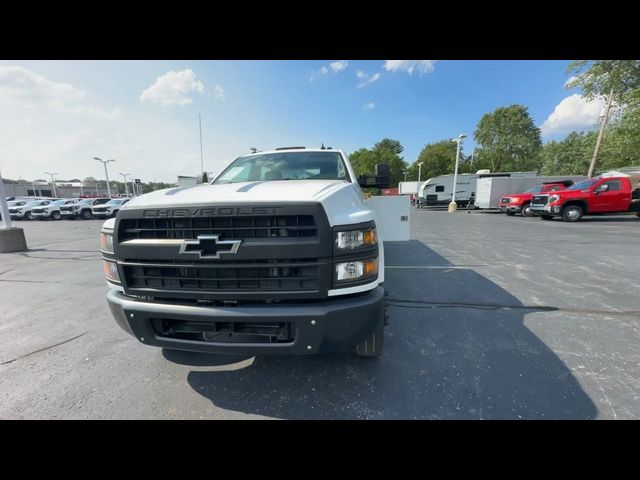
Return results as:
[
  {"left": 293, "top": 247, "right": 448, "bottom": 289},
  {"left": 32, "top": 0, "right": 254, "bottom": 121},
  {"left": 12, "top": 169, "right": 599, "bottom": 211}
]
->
[{"left": 93, "top": 157, "right": 102, "bottom": 161}]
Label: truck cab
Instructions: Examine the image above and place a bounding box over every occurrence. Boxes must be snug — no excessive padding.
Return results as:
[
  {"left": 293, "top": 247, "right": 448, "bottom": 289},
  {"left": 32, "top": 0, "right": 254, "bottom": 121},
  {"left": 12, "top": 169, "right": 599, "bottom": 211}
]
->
[
  {"left": 100, "top": 148, "right": 394, "bottom": 357},
  {"left": 499, "top": 181, "right": 572, "bottom": 217},
  {"left": 530, "top": 175, "right": 640, "bottom": 221}
]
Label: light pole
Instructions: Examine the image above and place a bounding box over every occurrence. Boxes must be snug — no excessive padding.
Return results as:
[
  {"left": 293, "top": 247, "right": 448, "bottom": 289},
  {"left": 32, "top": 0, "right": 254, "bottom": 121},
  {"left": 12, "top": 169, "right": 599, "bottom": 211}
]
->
[
  {"left": 449, "top": 134, "right": 467, "bottom": 213},
  {"left": 93, "top": 157, "right": 115, "bottom": 197},
  {"left": 404, "top": 171, "right": 408, "bottom": 182},
  {"left": 44, "top": 171, "right": 59, "bottom": 198},
  {"left": 119, "top": 173, "right": 131, "bottom": 197},
  {"left": 417, "top": 162, "right": 423, "bottom": 183}
]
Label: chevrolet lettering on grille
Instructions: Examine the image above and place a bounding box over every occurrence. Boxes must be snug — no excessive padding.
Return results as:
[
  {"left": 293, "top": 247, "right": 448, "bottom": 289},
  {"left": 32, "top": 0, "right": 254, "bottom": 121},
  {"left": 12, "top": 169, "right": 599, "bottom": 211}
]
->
[{"left": 178, "top": 235, "right": 242, "bottom": 259}]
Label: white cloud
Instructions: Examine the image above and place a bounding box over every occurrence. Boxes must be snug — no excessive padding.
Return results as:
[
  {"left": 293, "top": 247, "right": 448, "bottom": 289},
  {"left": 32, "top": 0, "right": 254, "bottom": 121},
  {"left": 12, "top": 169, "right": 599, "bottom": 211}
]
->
[
  {"left": 330, "top": 60, "right": 348, "bottom": 73},
  {"left": 357, "top": 72, "right": 380, "bottom": 88},
  {"left": 209, "top": 84, "right": 225, "bottom": 101},
  {"left": 540, "top": 94, "right": 607, "bottom": 136},
  {"left": 310, "top": 61, "right": 349, "bottom": 82},
  {"left": 0, "top": 65, "right": 119, "bottom": 119},
  {"left": 383, "top": 60, "right": 436, "bottom": 75},
  {"left": 363, "top": 102, "right": 375, "bottom": 111},
  {"left": 139, "top": 69, "right": 205, "bottom": 106}
]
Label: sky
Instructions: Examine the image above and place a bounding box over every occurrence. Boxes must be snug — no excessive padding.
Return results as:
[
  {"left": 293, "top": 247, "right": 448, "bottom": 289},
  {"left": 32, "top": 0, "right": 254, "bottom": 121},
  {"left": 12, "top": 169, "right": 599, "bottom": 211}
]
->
[{"left": 0, "top": 60, "right": 606, "bottom": 183}]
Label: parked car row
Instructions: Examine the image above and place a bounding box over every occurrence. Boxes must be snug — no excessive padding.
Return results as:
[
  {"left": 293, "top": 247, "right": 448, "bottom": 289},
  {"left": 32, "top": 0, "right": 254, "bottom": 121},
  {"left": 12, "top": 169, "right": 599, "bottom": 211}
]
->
[
  {"left": 498, "top": 174, "right": 640, "bottom": 222},
  {"left": 6, "top": 197, "right": 131, "bottom": 221}
]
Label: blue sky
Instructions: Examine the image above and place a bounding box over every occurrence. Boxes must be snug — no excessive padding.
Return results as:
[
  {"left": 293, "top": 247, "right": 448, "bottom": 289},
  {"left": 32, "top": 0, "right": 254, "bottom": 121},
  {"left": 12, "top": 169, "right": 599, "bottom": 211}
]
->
[{"left": 0, "top": 60, "right": 603, "bottom": 183}]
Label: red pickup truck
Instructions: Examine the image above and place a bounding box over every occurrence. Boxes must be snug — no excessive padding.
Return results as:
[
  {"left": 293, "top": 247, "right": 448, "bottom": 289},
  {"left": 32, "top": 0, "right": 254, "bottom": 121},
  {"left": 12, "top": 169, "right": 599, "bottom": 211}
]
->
[
  {"left": 529, "top": 175, "right": 640, "bottom": 222},
  {"left": 499, "top": 181, "right": 572, "bottom": 217}
]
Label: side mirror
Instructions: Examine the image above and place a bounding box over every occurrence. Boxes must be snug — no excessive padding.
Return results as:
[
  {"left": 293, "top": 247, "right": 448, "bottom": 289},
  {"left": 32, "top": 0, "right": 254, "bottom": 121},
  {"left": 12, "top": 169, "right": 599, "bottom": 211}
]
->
[{"left": 357, "top": 163, "right": 391, "bottom": 188}]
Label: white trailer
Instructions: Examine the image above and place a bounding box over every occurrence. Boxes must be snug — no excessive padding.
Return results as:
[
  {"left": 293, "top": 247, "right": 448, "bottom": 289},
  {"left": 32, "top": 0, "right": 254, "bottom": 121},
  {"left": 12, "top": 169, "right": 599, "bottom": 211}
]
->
[
  {"left": 416, "top": 171, "right": 537, "bottom": 208},
  {"left": 475, "top": 175, "right": 588, "bottom": 209},
  {"left": 398, "top": 181, "right": 420, "bottom": 195}
]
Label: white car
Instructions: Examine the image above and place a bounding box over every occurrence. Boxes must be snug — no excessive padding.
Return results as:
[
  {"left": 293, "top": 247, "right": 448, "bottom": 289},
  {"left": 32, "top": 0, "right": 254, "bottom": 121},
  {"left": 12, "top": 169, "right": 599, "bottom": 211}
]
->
[
  {"left": 60, "top": 197, "right": 111, "bottom": 219},
  {"left": 9, "top": 199, "right": 54, "bottom": 220},
  {"left": 92, "top": 198, "right": 131, "bottom": 218},
  {"left": 31, "top": 199, "right": 76, "bottom": 220}
]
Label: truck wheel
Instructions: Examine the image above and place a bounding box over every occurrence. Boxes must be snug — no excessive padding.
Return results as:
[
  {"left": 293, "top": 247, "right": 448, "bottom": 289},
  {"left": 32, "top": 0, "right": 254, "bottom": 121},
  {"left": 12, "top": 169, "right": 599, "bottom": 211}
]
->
[
  {"left": 506, "top": 210, "right": 515, "bottom": 216},
  {"left": 82, "top": 209, "right": 92, "bottom": 220},
  {"left": 25, "top": 212, "right": 33, "bottom": 220},
  {"left": 521, "top": 203, "right": 532, "bottom": 217},
  {"left": 562, "top": 205, "right": 583, "bottom": 222},
  {"left": 355, "top": 321, "right": 384, "bottom": 357},
  {"left": 539, "top": 214, "right": 554, "bottom": 220},
  {"left": 52, "top": 211, "right": 62, "bottom": 220},
  {"left": 111, "top": 210, "right": 118, "bottom": 217}
]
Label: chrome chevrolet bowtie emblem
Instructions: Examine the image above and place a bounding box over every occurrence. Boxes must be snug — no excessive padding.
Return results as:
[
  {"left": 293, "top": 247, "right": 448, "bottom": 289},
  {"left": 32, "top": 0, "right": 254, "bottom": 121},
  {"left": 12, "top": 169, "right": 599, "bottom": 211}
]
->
[{"left": 178, "top": 235, "right": 242, "bottom": 259}]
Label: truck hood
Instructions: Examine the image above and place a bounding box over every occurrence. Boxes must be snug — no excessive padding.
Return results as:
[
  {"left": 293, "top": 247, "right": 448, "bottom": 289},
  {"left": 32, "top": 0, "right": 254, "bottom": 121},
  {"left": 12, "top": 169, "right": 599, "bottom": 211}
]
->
[{"left": 123, "top": 180, "right": 352, "bottom": 208}]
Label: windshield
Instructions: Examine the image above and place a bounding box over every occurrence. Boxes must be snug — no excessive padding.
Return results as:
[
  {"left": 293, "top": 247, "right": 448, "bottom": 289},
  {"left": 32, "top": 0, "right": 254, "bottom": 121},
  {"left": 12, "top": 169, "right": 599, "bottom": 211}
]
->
[
  {"left": 213, "top": 151, "right": 350, "bottom": 185},
  {"left": 12, "top": 201, "right": 27, "bottom": 207},
  {"left": 26, "top": 200, "right": 47, "bottom": 207},
  {"left": 568, "top": 179, "right": 597, "bottom": 190},
  {"left": 525, "top": 185, "right": 544, "bottom": 193},
  {"left": 106, "top": 199, "right": 124, "bottom": 205},
  {"left": 78, "top": 199, "right": 94, "bottom": 204},
  {"left": 50, "top": 199, "right": 69, "bottom": 206}
]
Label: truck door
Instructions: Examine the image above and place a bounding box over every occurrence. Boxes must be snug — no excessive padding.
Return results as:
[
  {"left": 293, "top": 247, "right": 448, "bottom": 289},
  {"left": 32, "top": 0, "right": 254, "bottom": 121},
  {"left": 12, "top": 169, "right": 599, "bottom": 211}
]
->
[{"left": 590, "top": 179, "right": 625, "bottom": 212}]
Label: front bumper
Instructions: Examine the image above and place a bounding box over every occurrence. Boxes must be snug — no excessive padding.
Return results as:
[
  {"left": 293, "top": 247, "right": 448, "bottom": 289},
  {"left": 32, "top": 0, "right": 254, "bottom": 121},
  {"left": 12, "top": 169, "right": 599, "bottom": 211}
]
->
[
  {"left": 530, "top": 204, "right": 562, "bottom": 216},
  {"left": 60, "top": 210, "right": 77, "bottom": 217},
  {"left": 92, "top": 211, "right": 110, "bottom": 217},
  {"left": 499, "top": 204, "right": 522, "bottom": 214},
  {"left": 32, "top": 212, "right": 51, "bottom": 219},
  {"left": 9, "top": 212, "right": 25, "bottom": 219},
  {"left": 107, "top": 286, "right": 385, "bottom": 355}
]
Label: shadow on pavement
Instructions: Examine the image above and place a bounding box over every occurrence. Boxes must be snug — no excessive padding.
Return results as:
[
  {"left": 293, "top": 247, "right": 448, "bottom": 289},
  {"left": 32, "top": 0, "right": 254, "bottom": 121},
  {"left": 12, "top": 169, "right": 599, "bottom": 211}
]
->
[{"left": 163, "top": 240, "right": 597, "bottom": 419}]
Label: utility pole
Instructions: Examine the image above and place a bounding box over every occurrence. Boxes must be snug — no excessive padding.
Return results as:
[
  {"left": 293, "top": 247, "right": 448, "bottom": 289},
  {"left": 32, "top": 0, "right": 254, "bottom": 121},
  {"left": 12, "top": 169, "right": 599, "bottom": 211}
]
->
[
  {"left": 93, "top": 157, "right": 115, "bottom": 197},
  {"left": 588, "top": 88, "right": 614, "bottom": 178},
  {"left": 449, "top": 134, "right": 467, "bottom": 213},
  {"left": 199, "top": 114, "right": 204, "bottom": 177},
  {"left": 404, "top": 171, "right": 408, "bottom": 182},
  {"left": 44, "top": 171, "right": 58, "bottom": 198}
]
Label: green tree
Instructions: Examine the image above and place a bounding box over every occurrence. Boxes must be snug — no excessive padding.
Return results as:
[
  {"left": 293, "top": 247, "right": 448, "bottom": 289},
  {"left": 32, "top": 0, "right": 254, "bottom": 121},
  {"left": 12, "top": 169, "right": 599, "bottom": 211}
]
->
[
  {"left": 567, "top": 60, "right": 640, "bottom": 107},
  {"left": 474, "top": 104, "right": 543, "bottom": 172},
  {"left": 406, "top": 140, "right": 461, "bottom": 181},
  {"left": 348, "top": 139, "right": 408, "bottom": 187}
]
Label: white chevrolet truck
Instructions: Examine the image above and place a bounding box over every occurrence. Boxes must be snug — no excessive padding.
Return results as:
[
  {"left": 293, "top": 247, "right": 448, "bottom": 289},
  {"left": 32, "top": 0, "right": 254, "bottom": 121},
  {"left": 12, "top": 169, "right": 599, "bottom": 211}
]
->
[{"left": 100, "top": 147, "right": 405, "bottom": 357}]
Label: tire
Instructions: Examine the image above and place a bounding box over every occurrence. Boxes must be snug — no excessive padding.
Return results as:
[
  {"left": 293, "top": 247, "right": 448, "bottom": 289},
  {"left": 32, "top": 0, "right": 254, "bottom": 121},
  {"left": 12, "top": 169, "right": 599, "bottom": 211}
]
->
[
  {"left": 25, "top": 211, "right": 33, "bottom": 220},
  {"left": 506, "top": 210, "right": 515, "bottom": 216},
  {"left": 355, "top": 320, "right": 384, "bottom": 357},
  {"left": 540, "top": 214, "right": 554, "bottom": 220},
  {"left": 111, "top": 210, "right": 118, "bottom": 218},
  {"left": 521, "top": 203, "right": 532, "bottom": 217},
  {"left": 81, "top": 209, "right": 92, "bottom": 220},
  {"left": 52, "top": 211, "right": 61, "bottom": 220},
  {"left": 561, "top": 205, "right": 583, "bottom": 222}
]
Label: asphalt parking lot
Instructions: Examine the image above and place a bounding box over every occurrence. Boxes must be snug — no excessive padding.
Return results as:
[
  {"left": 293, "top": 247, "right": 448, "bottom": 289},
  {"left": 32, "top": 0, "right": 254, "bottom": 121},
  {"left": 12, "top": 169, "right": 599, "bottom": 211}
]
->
[{"left": 1, "top": 210, "right": 639, "bottom": 419}]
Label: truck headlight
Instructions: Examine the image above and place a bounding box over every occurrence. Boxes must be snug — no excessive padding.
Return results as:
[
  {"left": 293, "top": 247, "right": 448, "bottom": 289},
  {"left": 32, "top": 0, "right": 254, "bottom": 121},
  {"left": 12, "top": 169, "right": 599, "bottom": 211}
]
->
[
  {"left": 510, "top": 197, "right": 520, "bottom": 203},
  {"left": 335, "top": 227, "right": 377, "bottom": 250},
  {"left": 335, "top": 257, "right": 378, "bottom": 282},
  {"left": 102, "top": 259, "right": 120, "bottom": 283},
  {"left": 100, "top": 231, "right": 114, "bottom": 253},
  {"left": 549, "top": 194, "right": 561, "bottom": 203}
]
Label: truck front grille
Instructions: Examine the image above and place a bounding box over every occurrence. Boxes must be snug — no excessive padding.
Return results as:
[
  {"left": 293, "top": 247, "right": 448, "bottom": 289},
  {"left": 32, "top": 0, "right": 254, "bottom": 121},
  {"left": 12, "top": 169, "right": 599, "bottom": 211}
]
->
[
  {"left": 531, "top": 195, "right": 549, "bottom": 206},
  {"left": 122, "top": 258, "right": 321, "bottom": 293},
  {"left": 119, "top": 215, "right": 317, "bottom": 241}
]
